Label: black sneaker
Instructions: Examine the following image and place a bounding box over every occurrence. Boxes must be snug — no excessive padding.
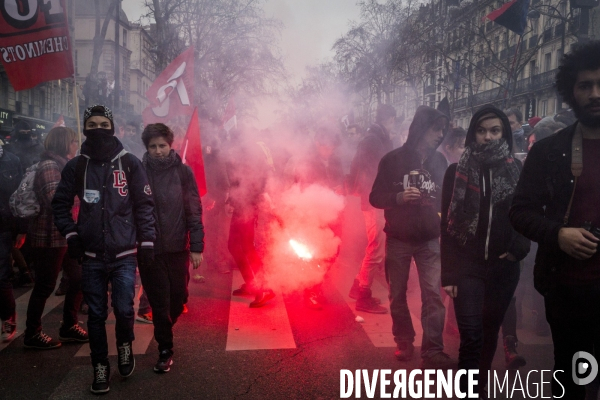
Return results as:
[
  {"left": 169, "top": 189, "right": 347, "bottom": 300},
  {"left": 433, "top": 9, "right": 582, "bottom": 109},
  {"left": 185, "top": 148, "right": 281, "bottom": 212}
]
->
[
  {"left": 153, "top": 349, "right": 174, "bottom": 373},
  {"left": 59, "top": 323, "right": 89, "bottom": 343},
  {"left": 117, "top": 342, "right": 135, "bottom": 377},
  {"left": 356, "top": 297, "right": 387, "bottom": 314},
  {"left": 249, "top": 289, "right": 275, "bottom": 308},
  {"left": 90, "top": 361, "right": 110, "bottom": 394},
  {"left": 23, "top": 331, "right": 62, "bottom": 349},
  {"left": 232, "top": 283, "right": 255, "bottom": 296},
  {"left": 1, "top": 317, "right": 16, "bottom": 342},
  {"left": 395, "top": 342, "right": 415, "bottom": 361}
]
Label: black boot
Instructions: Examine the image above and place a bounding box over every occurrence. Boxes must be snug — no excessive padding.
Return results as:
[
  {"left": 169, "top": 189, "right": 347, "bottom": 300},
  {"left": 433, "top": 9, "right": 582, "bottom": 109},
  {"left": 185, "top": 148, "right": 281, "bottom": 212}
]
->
[
  {"left": 356, "top": 287, "right": 387, "bottom": 314},
  {"left": 503, "top": 335, "right": 526, "bottom": 369}
]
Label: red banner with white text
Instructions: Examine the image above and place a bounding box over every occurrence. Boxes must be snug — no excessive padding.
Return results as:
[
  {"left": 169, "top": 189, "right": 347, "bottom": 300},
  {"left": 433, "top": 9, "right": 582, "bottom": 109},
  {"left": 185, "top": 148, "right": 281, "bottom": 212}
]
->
[
  {"left": 0, "top": 0, "right": 74, "bottom": 91},
  {"left": 142, "top": 46, "right": 195, "bottom": 126}
]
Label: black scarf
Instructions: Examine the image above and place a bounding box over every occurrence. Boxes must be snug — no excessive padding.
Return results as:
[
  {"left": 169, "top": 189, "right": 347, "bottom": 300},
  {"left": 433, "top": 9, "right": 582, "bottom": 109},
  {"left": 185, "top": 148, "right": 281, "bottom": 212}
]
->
[
  {"left": 143, "top": 150, "right": 177, "bottom": 171},
  {"left": 446, "top": 138, "right": 520, "bottom": 245},
  {"left": 81, "top": 128, "right": 119, "bottom": 160}
]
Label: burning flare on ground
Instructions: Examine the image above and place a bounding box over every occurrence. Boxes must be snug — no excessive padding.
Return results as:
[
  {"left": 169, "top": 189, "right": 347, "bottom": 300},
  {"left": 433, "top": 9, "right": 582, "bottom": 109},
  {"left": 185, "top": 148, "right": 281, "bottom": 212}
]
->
[{"left": 289, "top": 239, "right": 313, "bottom": 261}]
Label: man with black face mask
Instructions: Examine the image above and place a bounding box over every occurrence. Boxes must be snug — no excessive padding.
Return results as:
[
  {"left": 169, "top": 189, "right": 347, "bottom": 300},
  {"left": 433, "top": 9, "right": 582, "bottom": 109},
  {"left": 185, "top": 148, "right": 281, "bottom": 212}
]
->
[
  {"left": 6, "top": 120, "right": 44, "bottom": 170},
  {"left": 510, "top": 40, "right": 600, "bottom": 399},
  {"left": 52, "top": 105, "right": 156, "bottom": 395}
]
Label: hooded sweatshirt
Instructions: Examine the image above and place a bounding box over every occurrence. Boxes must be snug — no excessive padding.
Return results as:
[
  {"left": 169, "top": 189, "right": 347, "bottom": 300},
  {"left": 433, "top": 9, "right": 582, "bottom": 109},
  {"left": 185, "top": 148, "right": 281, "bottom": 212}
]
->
[
  {"left": 440, "top": 105, "right": 530, "bottom": 286},
  {"left": 369, "top": 106, "right": 449, "bottom": 242}
]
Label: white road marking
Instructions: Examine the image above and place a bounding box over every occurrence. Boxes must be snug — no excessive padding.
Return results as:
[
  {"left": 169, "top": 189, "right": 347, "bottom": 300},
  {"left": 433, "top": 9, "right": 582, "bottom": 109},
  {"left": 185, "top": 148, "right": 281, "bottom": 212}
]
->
[{"left": 226, "top": 270, "right": 296, "bottom": 351}]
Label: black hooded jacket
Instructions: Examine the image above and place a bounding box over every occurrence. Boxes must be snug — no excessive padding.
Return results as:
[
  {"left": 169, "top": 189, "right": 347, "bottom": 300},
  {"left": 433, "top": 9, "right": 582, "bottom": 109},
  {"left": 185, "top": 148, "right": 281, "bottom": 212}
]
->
[
  {"left": 440, "top": 106, "right": 530, "bottom": 286},
  {"left": 52, "top": 139, "right": 156, "bottom": 261},
  {"left": 369, "top": 106, "right": 448, "bottom": 242},
  {"left": 144, "top": 152, "right": 204, "bottom": 255},
  {"left": 7, "top": 135, "right": 44, "bottom": 170}
]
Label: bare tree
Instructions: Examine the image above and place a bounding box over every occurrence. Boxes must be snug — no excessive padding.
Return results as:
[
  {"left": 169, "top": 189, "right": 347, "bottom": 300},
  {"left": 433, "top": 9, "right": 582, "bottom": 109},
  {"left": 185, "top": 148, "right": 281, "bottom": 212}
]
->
[{"left": 145, "top": 0, "right": 286, "bottom": 119}]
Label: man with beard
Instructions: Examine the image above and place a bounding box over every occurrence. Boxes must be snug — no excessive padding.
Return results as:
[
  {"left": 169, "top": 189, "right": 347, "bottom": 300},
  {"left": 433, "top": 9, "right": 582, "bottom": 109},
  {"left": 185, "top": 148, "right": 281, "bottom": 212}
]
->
[
  {"left": 370, "top": 105, "right": 455, "bottom": 368},
  {"left": 510, "top": 40, "right": 600, "bottom": 399},
  {"left": 52, "top": 105, "right": 155, "bottom": 394}
]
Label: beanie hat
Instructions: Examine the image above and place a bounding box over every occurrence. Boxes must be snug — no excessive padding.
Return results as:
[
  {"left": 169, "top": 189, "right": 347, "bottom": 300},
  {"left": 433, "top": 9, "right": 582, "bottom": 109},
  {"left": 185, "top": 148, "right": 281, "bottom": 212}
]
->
[{"left": 83, "top": 105, "right": 114, "bottom": 133}]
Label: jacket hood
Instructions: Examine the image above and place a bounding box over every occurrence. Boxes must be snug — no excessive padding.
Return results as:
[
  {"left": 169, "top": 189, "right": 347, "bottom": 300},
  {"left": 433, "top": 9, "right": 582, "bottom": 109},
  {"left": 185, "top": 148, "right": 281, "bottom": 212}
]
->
[
  {"left": 465, "top": 105, "right": 513, "bottom": 152},
  {"left": 404, "top": 106, "right": 449, "bottom": 150}
]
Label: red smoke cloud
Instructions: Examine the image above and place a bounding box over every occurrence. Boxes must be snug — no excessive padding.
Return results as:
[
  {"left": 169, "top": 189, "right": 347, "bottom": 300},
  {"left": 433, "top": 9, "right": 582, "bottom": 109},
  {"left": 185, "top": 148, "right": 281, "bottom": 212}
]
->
[{"left": 262, "top": 184, "right": 345, "bottom": 292}]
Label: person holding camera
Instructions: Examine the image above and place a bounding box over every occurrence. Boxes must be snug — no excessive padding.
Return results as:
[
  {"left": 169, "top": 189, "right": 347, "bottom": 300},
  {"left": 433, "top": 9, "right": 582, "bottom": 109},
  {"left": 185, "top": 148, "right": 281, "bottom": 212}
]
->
[
  {"left": 510, "top": 40, "right": 600, "bottom": 399},
  {"left": 370, "top": 105, "right": 455, "bottom": 369},
  {"left": 440, "top": 106, "right": 530, "bottom": 396}
]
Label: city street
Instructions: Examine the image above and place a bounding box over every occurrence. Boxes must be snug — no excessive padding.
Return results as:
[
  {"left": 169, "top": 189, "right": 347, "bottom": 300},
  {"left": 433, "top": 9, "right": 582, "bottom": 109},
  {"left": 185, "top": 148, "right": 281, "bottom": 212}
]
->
[{"left": 0, "top": 200, "right": 560, "bottom": 400}]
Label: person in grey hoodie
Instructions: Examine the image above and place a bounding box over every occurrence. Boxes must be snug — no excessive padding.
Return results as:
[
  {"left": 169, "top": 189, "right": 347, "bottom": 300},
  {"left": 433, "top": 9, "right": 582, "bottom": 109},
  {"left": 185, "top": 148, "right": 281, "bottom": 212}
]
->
[{"left": 370, "top": 105, "right": 455, "bottom": 369}]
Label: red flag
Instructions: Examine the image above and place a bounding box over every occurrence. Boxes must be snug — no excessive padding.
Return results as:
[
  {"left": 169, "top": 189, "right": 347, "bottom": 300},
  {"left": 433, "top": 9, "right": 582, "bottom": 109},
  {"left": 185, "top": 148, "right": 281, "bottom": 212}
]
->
[
  {"left": 181, "top": 108, "right": 207, "bottom": 197},
  {"left": 222, "top": 96, "right": 237, "bottom": 132},
  {"left": 0, "top": 0, "right": 74, "bottom": 91},
  {"left": 53, "top": 114, "right": 65, "bottom": 128},
  {"left": 142, "top": 47, "right": 195, "bottom": 125}
]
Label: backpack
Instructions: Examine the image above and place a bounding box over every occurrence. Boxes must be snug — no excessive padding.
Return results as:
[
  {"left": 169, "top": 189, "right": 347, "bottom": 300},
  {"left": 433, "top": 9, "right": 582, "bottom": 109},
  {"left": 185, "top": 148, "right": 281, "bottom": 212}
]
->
[{"left": 9, "top": 162, "right": 41, "bottom": 218}]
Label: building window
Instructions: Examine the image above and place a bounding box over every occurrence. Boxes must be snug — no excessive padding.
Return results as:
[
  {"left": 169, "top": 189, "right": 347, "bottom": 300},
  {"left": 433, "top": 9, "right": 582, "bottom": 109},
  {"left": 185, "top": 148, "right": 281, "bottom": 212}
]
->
[
  {"left": 529, "top": 60, "right": 537, "bottom": 77},
  {"left": 544, "top": 52, "right": 552, "bottom": 72},
  {"left": 123, "top": 29, "right": 127, "bottom": 47},
  {"left": 541, "top": 99, "right": 548, "bottom": 116}
]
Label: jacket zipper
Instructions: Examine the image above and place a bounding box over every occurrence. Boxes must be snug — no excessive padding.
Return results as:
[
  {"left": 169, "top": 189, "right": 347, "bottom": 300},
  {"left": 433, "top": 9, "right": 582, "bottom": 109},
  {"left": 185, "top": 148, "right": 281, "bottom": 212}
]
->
[{"left": 485, "top": 169, "right": 493, "bottom": 260}]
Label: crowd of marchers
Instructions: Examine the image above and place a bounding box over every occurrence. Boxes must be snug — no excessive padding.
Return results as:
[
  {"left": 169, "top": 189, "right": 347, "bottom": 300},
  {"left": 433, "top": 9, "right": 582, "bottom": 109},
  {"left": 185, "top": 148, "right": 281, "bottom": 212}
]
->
[{"left": 1, "top": 40, "right": 600, "bottom": 399}]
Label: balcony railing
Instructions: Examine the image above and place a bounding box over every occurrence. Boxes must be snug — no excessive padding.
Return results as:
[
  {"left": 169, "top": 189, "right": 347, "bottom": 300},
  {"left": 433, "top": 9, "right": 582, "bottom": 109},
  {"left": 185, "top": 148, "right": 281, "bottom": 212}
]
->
[{"left": 452, "top": 69, "right": 559, "bottom": 111}]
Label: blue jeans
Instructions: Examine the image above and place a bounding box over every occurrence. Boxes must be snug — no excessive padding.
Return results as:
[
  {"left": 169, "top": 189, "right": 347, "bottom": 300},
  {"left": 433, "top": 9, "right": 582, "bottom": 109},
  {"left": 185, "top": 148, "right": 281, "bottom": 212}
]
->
[
  {"left": 81, "top": 256, "right": 136, "bottom": 364},
  {"left": 0, "top": 231, "right": 15, "bottom": 321},
  {"left": 453, "top": 259, "right": 519, "bottom": 392},
  {"left": 385, "top": 237, "right": 446, "bottom": 358}
]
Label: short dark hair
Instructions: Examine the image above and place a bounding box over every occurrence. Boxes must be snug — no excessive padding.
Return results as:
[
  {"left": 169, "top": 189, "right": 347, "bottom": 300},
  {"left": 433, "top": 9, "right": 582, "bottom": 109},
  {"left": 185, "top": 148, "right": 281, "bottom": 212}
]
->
[
  {"left": 125, "top": 121, "right": 138, "bottom": 132},
  {"left": 504, "top": 108, "right": 523, "bottom": 123},
  {"left": 141, "top": 123, "right": 174, "bottom": 148},
  {"left": 556, "top": 40, "right": 600, "bottom": 109},
  {"left": 375, "top": 104, "right": 396, "bottom": 124},
  {"left": 442, "top": 127, "right": 466, "bottom": 149}
]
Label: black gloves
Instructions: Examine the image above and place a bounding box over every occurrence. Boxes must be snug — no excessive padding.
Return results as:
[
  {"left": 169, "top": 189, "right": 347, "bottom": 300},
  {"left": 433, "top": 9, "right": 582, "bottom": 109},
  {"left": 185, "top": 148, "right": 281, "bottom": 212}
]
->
[
  {"left": 138, "top": 247, "right": 155, "bottom": 266},
  {"left": 67, "top": 235, "right": 85, "bottom": 261}
]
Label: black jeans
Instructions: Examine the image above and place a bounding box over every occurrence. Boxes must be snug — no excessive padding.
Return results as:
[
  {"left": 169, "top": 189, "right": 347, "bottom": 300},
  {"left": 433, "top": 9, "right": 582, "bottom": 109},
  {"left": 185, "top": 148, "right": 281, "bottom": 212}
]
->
[
  {"left": 0, "top": 231, "right": 15, "bottom": 321},
  {"left": 453, "top": 259, "right": 520, "bottom": 390},
  {"left": 138, "top": 251, "right": 188, "bottom": 352},
  {"left": 545, "top": 282, "right": 600, "bottom": 399},
  {"left": 26, "top": 247, "right": 83, "bottom": 336}
]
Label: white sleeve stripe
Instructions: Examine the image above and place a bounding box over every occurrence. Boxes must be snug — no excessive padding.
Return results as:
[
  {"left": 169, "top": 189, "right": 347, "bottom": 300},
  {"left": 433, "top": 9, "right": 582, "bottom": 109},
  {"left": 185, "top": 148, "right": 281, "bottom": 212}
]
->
[{"left": 66, "top": 232, "right": 78, "bottom": 239}]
